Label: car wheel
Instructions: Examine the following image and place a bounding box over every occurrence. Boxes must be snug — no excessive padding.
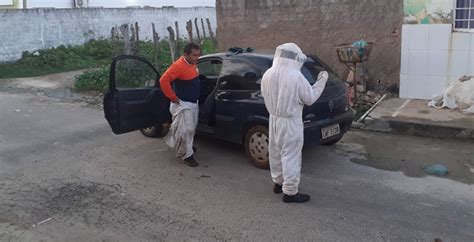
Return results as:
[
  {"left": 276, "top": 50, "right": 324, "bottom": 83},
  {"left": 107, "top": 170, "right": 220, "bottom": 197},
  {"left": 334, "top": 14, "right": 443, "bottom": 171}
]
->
[
  {"left": 244, "top": 125, "right": 270, "bottom": 170},
  {"left": 140, "top": 124, "right": 169, "bottom": 138},
  {"left": 321, "top": 136, "right": 343, "bottom": 146}
]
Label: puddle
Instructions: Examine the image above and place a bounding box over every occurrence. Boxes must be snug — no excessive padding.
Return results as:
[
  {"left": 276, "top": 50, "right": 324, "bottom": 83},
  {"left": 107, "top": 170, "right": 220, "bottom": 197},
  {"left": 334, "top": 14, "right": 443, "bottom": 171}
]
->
[{"left": 338, "top": 131, "right": 474, "bottom": 184}]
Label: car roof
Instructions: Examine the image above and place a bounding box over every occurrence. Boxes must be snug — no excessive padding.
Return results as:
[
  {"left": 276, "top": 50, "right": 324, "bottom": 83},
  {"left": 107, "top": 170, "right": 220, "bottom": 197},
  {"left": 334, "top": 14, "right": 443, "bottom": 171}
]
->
[
  {"left": 200, "top": 51, "right": 318, "bottom": 64},
  {"left": 200, "top": 51, "right": 274, "bottom": 60}
]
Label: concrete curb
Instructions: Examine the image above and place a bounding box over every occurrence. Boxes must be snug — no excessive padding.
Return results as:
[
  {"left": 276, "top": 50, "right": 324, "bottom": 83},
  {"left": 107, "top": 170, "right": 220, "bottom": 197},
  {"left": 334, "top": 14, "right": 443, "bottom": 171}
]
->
[{"left": 360, "top": 116, "right": 474, "bottom": 141}]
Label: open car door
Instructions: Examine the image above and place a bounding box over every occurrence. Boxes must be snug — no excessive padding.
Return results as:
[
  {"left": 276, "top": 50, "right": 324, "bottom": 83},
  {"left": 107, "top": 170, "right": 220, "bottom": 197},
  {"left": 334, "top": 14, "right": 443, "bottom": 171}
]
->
[{"left": 103, "top": 55, "right": 171, "bottom": 134}]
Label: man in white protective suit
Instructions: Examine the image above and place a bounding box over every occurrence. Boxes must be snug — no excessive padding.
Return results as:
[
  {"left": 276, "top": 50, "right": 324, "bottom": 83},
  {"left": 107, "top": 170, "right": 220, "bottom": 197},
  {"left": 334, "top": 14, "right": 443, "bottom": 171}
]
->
[{"left": 261, "top": 43, "right": 328, "bottom": 203}]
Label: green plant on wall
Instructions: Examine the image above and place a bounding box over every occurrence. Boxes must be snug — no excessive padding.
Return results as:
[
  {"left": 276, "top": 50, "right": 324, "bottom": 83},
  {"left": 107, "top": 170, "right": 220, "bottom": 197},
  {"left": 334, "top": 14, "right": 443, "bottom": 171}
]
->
[
  {"left": 404, "top": 0, "right": 430, "bottom": 24},
  {"left": 404, "top": 0, "right": 428, "bottom": 16},
  {"left": 404, "top": 0, "right": 453, "bottom": 24}
]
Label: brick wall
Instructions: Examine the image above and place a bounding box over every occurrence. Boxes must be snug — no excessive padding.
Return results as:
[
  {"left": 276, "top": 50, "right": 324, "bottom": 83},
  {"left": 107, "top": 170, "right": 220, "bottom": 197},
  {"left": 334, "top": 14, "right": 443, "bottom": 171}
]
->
[{"left": 216, "top": 0, "right": 403, "bottom": 88}]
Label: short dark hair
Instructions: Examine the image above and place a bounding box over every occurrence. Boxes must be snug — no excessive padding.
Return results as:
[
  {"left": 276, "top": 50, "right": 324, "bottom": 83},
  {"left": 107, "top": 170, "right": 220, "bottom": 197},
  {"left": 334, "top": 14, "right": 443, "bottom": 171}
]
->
[{"left": 184, "top": 42, "right": 201, "bottom": 55}]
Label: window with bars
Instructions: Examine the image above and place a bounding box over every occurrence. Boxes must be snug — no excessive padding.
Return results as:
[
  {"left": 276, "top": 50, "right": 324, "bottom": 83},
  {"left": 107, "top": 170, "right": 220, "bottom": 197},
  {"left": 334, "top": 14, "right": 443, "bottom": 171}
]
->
[{"left": 455, "top": 0, "right": 474, "bottom": 30}]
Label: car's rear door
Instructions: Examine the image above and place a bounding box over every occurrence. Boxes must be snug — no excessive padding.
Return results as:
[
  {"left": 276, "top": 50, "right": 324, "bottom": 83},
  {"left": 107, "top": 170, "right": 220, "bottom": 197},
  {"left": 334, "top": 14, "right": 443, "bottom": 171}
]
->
[
  {"left": 103, "top": 55, "right": 170, "bottom": 134},
  {"left": 214, "top": 58, "right": 268, "bottom": 143}
]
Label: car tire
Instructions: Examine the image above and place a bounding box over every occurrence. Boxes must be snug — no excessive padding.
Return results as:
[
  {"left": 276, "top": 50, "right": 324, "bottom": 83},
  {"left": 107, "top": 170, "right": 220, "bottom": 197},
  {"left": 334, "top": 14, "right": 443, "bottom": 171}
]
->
[
  {"left": 321, "top": 136, "right": 343, "bottom": 146},
  {"left": 140, "top": 124, "right": 169, "bottom": 138},
  {"left": 244, "top": 125, "right": 270, "bottom": 170}
]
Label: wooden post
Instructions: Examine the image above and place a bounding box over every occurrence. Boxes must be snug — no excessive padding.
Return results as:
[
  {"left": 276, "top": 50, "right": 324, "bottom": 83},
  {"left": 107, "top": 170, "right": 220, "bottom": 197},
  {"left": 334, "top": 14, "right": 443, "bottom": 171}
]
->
[
  {"left": 201, "top": 18, "right": 207, "bottom": 39},
  {"left": 152, "top": 23, "right": 161, "bottom": 62},
  {"left": 111, "top": 26, "right": 119, "bottom": 56},
  {"left": 206, "top": 18, "right": 217, "bottom": 48},
  {"left": 186, "top": 20, "right": 193, "bottom": 43},
  {"left": 175, "top": 21, "right": 180, "bottom": 52},
  {"left": 167, "top": 26, "right": 179, "bottom": 62},
  {"left": 120, "top": 24, "right": 132, "bottom": 55},
  {"left": 134, "top": 22, "right": 140, "bottom": 42},
  {"left": 130, "top": 24, "right": 138, "bottom": 54},
  {"left": 111, "top": 27, "right": 118, "bottom": 40},
  {"left": 194, "top": 18, "right": 201, "bottom": 43}
]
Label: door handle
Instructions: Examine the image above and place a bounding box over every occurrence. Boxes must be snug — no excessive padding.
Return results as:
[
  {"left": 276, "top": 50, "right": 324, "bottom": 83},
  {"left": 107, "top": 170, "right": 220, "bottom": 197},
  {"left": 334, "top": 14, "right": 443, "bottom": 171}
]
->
[{"left": 216, "top": 91, "right": 230, "bottom": 99}]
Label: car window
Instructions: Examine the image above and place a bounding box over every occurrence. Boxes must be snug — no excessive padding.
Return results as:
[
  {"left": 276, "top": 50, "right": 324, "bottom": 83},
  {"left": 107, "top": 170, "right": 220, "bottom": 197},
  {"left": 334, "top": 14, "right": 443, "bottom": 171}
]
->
[
  {"left": 115, "top": 58, "right": 158, "bottom": 88},
  {"left": 218, "top": 59, "right": 261, "bottom": 91},
  {"left": 198, "top": 59, "right": 223, "bottom": 77},
  {"left": 303, "top": 61, "right": 343, "bottom": 86},
  {"left": 301, "top": 65, "right": 317, "bottom": 84}
]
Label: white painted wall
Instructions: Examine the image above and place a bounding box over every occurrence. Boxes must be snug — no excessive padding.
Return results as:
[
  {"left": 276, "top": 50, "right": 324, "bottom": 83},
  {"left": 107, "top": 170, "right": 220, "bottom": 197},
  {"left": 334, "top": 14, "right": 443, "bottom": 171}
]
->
[
  {"left": 400, "top": 24, "right": 474, "bottom": 100},
  {"left": 0, "top": 0, "right": 14, "bottom": 5},
  {"left": 0, "top": 7, "right": 216, "bottom": 62},
  {"left": 27, "top": 0, "right": 72, "bottom": 8}
]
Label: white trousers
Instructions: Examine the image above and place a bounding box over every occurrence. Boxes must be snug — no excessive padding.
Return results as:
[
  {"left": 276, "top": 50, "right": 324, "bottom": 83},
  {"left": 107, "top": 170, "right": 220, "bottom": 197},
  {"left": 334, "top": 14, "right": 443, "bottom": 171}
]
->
[
  {"left": 269, "top": 115, "right": 304, "bottom": 196},
  {"left": 164, "top": 101, "right": 199, "bottom": 160}
]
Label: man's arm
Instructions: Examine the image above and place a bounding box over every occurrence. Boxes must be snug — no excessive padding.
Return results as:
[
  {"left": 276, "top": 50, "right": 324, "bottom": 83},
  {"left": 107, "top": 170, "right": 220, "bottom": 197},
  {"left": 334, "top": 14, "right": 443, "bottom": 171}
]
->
[
  {"left": 159, "top": 65, "right": 180, "bottom": 103},
  {"left": 299, "top": 71, "right": 329, "bottom": 106}
]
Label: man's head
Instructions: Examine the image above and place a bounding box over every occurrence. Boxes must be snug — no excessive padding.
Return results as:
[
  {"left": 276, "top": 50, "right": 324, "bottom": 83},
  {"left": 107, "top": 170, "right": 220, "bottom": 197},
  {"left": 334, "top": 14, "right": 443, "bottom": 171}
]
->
[{"left": 183, "top": 42, "right": 201, "bottom": 64}]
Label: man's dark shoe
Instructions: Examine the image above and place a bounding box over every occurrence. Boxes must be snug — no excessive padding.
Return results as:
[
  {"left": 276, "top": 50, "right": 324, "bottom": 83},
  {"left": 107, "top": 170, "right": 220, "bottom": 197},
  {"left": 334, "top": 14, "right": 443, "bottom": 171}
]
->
[
  {"left": 283, "top": 193, "right": 310, "bottom": 203},
  {"left": 273, "top": 184, "right": 283, "bottom": 194},
  {"left": 184, "top": 156, "right": 199, "bottom": 167}
]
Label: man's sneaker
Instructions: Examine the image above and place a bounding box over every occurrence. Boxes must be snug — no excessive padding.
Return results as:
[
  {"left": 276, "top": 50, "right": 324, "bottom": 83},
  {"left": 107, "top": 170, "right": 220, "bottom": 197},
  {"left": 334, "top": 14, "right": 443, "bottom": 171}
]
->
[
  {"left": 273, "top": 184, "right": 283, "bottom": 194},
  {"left": 184, "top": 156, "right": 199, "bottom": 167},
  {"left": 283, "top": 193, "right": 310, "bottom": 203}
]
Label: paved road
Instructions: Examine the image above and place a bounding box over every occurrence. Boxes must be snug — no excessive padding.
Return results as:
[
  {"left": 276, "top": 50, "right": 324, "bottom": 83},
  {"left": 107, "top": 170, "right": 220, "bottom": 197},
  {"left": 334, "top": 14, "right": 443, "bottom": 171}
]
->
[{"left": 1, "top": 89, "right": 473, "bottom": 241}]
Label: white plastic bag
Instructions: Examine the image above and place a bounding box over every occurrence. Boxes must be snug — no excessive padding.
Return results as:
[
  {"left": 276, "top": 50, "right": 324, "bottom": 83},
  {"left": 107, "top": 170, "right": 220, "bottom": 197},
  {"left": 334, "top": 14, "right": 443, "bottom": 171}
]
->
[{"left": 429, "top": 76, "right": 474, "bottom": 114}]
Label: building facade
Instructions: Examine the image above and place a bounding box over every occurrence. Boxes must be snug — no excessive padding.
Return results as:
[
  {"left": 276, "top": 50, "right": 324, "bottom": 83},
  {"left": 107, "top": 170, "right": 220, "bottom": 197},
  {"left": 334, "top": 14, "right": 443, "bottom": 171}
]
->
[{"left": 401, "top": 0, "right": 474, "bottom": 99}]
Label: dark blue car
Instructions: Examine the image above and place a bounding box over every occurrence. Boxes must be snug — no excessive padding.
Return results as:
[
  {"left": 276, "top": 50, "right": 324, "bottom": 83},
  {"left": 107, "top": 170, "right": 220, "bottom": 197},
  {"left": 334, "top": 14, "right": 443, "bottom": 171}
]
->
[{"left": 104, "top": 51, "right": 353, "bottom": 169}]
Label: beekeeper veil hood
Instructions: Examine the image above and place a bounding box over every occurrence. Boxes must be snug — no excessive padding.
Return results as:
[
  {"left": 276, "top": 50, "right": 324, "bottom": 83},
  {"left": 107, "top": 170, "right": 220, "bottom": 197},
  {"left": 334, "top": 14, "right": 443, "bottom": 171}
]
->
[{"left": 273, "top": 43, "right": 307, "bottom": 70}]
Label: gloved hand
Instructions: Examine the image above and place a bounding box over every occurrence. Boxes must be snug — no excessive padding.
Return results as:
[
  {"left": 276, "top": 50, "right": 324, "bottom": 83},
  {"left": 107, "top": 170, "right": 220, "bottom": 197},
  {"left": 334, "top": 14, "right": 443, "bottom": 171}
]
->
[{"left": 317, "top": 71, "right": 329, "bottom": 83}]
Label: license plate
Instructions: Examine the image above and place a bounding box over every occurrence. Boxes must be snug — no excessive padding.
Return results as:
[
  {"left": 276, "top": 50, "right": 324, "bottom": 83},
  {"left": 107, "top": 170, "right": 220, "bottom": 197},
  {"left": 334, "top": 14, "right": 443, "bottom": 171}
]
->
[{"left": 321, "top": 124, "right": 340, "bottom": 139}]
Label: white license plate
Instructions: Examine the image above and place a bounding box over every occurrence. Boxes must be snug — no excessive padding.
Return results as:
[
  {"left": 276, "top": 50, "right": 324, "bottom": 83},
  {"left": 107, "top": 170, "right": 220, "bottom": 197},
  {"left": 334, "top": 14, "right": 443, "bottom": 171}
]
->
[{"left": 321, "top": 124, "right": 341, "bottom": 139}]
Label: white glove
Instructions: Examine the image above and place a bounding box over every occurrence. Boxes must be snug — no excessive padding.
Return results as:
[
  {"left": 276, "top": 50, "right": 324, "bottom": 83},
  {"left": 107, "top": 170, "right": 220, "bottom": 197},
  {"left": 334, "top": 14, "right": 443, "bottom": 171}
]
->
[{"left": 317, "top": 71, "right": 329, "bottom": 83}]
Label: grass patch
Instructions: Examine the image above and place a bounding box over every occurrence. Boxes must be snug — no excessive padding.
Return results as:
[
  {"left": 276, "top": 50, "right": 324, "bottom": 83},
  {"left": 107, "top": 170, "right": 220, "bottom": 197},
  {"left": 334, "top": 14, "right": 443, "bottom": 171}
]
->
[
  {"left": 74, "top": 67, "right": 110, "bottom": 92},
  {"left": 0, "top": 39, "right": 120, "bottom": 79}
]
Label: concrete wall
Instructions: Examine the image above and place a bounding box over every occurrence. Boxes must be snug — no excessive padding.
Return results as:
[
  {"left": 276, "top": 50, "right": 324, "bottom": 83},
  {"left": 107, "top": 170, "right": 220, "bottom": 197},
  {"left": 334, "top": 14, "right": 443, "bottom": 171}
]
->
[
  {"left": 0, "top": 7, "right": 216, "bottom": 62},
  {"left": 0, "top": 0, "right": 21, "bottom": 9},
  {"left": 22, "top": 0, "right": 215, "bottom": 8},
  {"left": 216, "top": 0, "right": 403, "bottom": 89}
]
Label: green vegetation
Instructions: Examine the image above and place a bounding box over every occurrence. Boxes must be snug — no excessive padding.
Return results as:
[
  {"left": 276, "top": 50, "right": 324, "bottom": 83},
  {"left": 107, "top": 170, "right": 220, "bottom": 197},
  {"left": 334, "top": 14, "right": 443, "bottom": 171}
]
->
[
  {"left": 74, "top": 38, "right": 216, "bottom": 92},
  {"left": 0, "top": 38, "right": 217, "bottom": 92},
  {"left": 0, "top": 39, "right": 120, "bottom": 79}
]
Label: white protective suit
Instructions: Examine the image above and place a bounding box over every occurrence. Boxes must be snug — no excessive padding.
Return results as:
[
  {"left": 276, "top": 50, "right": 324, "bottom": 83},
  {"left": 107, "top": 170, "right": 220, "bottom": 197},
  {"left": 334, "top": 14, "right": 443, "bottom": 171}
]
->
[
  {"left": 261, "top": 43, "right": 328, "bottom": 195},
  {"left": 164, "top": 101, "right": 199, "bottom": 160}
]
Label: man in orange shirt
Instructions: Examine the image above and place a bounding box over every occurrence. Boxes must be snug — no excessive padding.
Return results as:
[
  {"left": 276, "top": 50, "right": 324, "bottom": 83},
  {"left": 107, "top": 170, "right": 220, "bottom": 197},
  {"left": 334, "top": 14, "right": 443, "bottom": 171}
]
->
[{"left": 159, "top": 43, "right": 201, "bottom": 167}]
